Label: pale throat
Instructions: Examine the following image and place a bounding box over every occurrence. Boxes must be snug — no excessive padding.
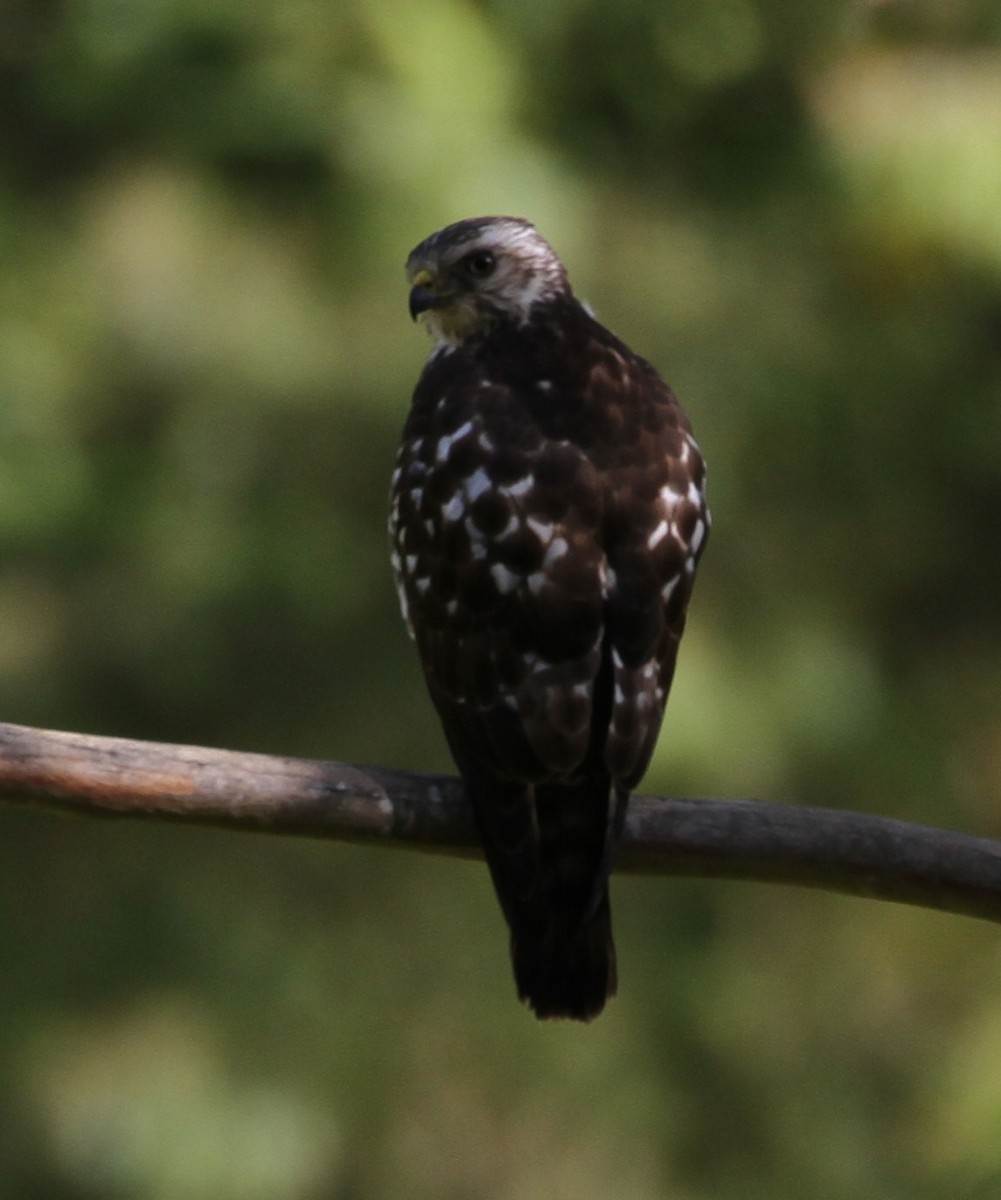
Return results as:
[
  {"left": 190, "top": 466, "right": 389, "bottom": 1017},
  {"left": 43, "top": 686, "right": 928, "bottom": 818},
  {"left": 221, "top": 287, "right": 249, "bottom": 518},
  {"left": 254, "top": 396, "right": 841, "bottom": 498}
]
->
[
  {"left": 421, "top": 269, "right": 560, "bottom": 349},
  {"left": 420, "top": 295, "right": 492, "bottom": 348}
]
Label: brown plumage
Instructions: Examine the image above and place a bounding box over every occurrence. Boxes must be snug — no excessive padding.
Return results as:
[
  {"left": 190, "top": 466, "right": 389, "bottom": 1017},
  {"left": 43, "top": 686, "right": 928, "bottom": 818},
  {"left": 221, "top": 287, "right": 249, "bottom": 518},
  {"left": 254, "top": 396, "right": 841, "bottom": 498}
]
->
[{"left": 389, "top": 217, "right": 709, "bottom": 1020}]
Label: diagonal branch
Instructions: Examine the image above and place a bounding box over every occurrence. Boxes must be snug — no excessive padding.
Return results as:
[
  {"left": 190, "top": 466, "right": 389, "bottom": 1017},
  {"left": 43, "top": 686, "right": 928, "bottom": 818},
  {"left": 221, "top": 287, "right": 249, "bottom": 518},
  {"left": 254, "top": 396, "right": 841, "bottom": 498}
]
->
[{"left": 1, "top": 719, "right": 1000, "bottom": 924}]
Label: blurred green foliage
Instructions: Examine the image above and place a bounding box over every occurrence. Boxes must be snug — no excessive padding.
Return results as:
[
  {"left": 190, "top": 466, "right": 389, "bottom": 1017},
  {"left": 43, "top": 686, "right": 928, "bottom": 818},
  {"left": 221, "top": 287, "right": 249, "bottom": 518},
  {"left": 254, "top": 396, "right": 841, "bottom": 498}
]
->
[{"left": 2, "top": 0, "right": 1001, "bottom": 1195}]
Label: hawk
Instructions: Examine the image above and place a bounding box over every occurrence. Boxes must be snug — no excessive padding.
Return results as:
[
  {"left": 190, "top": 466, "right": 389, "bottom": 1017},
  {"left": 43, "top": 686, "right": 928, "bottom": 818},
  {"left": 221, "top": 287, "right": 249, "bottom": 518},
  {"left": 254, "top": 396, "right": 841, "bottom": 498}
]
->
[{"left": 389, "top": 216, "right": 708, "bottom": 1020}]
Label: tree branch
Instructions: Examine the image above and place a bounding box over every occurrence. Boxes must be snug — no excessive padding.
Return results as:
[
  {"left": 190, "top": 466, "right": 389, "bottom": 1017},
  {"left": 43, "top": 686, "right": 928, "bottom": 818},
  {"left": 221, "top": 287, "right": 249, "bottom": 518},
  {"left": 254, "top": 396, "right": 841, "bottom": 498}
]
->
[{"left": 1, "top": 720, "right": 999, "bottom": 924}]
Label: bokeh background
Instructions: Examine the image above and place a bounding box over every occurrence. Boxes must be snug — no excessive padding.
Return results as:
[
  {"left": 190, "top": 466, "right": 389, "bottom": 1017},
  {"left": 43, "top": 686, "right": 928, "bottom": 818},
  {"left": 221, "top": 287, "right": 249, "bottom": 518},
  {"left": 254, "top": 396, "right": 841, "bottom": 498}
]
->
[{"left": 2, "top": 0, "right": 1001, "bottom": 1195}]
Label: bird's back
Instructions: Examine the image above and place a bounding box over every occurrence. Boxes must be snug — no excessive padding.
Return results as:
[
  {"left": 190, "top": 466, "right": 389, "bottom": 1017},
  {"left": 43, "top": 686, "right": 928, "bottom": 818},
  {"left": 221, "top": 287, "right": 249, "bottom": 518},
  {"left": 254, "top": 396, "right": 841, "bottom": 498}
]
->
[{"left": 391, "top": 217, "right": 709, "bottom": 1019}]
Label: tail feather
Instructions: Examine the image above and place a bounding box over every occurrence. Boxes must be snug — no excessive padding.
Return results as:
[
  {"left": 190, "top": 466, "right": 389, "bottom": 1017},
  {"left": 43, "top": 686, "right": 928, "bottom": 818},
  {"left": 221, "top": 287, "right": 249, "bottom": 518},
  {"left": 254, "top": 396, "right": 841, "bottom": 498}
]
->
[
  {"left": 512, "top": 891, "right": 617, "bottom": 1021},
  {"left": 460, "top": 760, "right": 626, "bottom": 1022}
]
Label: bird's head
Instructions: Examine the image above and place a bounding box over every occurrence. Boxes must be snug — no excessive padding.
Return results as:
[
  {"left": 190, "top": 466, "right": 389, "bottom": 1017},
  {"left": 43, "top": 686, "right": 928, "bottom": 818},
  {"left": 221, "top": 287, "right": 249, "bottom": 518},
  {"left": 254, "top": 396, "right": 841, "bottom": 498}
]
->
[{"left": 406, "top": 216, "right": 570, "bottom": 346}]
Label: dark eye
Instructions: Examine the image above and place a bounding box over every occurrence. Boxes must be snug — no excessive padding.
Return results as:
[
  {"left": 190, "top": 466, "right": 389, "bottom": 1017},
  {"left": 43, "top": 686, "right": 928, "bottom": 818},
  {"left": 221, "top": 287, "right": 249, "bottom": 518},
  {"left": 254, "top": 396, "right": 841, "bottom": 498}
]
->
[{"left": 464, "top": 250, "right": 496, "bottom": 278}]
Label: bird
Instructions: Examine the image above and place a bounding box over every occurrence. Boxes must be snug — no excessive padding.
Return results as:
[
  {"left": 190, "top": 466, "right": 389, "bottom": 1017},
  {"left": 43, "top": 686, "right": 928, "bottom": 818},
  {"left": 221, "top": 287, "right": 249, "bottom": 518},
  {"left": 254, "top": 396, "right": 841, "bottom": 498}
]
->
[{"left": 389, "top": 216, "right": 709, "bottom": 1020}]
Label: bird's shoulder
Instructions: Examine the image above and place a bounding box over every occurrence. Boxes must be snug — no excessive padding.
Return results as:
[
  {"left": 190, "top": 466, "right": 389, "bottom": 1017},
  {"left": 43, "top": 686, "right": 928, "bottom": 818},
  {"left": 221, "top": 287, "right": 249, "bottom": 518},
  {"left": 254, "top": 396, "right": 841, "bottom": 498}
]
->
[{"left": 407, "top": 296, "right": 690, "bottom": 455}]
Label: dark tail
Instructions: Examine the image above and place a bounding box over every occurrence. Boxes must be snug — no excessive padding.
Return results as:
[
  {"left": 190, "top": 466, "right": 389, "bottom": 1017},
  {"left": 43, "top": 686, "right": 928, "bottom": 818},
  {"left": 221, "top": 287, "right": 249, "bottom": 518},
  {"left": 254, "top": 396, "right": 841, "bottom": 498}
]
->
[
  {"left": 511, "top": 889, "right": 617, "bottom": 1021},
  {"left": 461, "top": 762, "right": 627, "bottom": 1022}
]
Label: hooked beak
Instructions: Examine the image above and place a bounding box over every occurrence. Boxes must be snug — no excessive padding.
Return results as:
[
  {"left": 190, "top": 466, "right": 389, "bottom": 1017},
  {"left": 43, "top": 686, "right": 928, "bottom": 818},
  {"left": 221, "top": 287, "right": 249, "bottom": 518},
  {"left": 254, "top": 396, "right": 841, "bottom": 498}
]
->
[{"left": 408, "top": 268, "right": 439, "bottom": 321}]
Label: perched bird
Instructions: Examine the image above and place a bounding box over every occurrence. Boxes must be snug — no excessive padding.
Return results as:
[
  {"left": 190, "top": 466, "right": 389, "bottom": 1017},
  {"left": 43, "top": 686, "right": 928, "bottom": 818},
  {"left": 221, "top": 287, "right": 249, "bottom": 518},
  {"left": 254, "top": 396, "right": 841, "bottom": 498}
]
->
[{"left": 389, "top": 216, "right": 708, "bottom": 1020}]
